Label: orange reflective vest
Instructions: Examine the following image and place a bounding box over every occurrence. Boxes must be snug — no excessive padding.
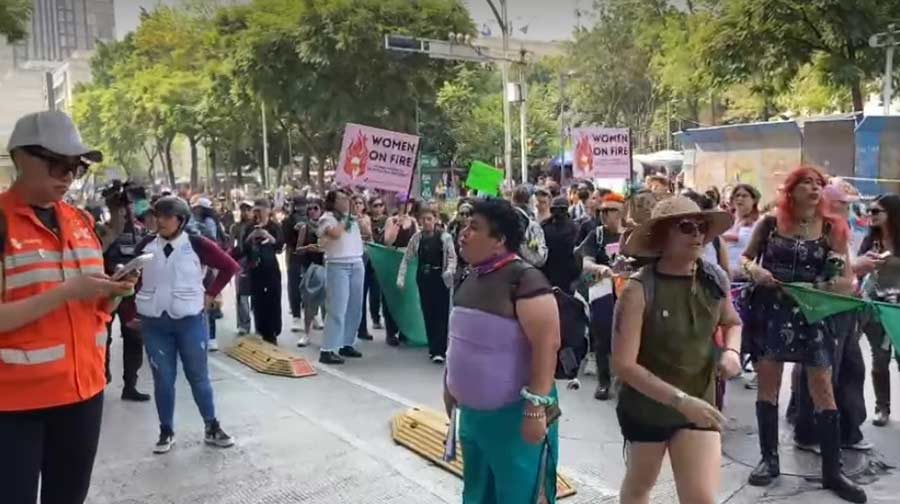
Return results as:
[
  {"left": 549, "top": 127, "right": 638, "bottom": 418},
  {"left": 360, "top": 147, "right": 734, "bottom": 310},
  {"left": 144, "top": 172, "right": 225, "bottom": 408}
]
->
[{"left": 0, "top": 190, "right": 110, "bottom": 411}]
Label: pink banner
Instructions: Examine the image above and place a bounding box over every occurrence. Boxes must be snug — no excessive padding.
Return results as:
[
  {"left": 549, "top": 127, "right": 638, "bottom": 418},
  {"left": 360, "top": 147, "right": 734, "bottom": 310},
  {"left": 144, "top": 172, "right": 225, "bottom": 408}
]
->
[
  {"left": 570, "top": 127, "right": 631, "bottom": 179},
  {"left": 335, "top": 123, "right": 420, "bottom": 193}
]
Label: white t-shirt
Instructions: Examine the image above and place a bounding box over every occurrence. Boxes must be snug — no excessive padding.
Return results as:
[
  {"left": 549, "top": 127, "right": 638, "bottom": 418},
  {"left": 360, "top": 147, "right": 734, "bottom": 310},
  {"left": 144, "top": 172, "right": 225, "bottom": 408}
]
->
[
  {"left": 318, "top": 212, "right": 364, "bottom": 263},
  {"left": 725, "top": 223, "right": 754, "bottom": 279}
]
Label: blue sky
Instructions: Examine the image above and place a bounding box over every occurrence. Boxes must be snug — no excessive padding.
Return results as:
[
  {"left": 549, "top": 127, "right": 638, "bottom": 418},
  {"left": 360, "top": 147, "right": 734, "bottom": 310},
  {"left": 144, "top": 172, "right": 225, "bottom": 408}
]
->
[{"left": 114, "top": 0, "right": 586, "bottom": 42}]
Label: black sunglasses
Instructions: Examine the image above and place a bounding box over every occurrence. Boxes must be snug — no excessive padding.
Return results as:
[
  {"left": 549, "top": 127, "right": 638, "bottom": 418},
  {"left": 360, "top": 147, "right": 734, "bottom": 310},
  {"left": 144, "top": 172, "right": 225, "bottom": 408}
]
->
[
  {"left": 21, "top": 146, "right": 87, "bottom": 179},
  {"left": 870, "top": 208, "right": 884, "bottom": 216},
  {"left": 677, "top": 219, "right": 709, "bottom": 236},
  {"left": 308, "top": 206, "right": 321, "bottom": 211}
]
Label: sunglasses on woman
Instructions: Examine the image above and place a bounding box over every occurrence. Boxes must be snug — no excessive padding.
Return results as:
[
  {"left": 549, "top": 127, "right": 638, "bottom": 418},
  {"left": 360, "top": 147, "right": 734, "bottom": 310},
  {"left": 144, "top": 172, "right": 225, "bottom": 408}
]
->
[
  {"left": 677, "top": 219, "right": 709, "bottom": 236},
  {"left": 308, "top": 206, "right": 320, "bottom": 212},
  {"left": 869, "top": 208, "right": 884, "bottom": 216}
]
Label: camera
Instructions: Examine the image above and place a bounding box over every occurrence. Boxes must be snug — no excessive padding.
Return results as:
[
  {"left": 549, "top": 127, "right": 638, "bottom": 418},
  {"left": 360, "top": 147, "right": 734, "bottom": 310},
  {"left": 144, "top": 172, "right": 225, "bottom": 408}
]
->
[{"left": 101, "top": 180, "right": 147, "bottom": 209}]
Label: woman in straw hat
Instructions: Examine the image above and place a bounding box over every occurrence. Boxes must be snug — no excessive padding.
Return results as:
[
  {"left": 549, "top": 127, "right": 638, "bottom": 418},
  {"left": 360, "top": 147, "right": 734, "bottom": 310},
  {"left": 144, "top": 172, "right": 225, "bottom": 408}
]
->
[
  {"left": 612, "top": 196, "right": 743, "bottom": 504},
  {"left": 740, "top": 166, "right": 864, "bottom": 503}
]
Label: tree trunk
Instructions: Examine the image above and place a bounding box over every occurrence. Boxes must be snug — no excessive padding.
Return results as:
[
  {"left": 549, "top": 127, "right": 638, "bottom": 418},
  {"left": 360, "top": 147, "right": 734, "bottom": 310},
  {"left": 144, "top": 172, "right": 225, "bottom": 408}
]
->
[
  {"left": 851, "top": 81, "right": 864, "bottom": 112},
  {"left": 276, "top": 152, "right": 285, "bottom": 187},
  {"left": 302, "top": 155, "right": 311, "bottom": 185},
  {"left": 317, "top": 155, "right": 327, "bottom": 193},
  {"left": 164, "top": 138, "right": 176, "bottom": 188},
  {"left": 189, "top": 136, "right": 199, "bottom": 190},
  {"left": 209, "top": 147, "right": 217, "bottom": 193}
]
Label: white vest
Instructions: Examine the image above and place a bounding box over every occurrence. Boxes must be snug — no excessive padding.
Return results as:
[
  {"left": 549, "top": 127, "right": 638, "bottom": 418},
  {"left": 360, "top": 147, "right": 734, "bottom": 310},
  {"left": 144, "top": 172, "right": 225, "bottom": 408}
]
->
[{"left": 135, "top": 232, "right": 205, "bottom": 319}]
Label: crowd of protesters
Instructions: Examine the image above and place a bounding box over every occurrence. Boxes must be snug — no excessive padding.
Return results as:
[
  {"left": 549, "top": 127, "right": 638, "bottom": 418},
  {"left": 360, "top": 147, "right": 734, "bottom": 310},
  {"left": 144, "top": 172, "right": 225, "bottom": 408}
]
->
[{"left": 4, "top": 110, "right": 898, "bottom": 504}]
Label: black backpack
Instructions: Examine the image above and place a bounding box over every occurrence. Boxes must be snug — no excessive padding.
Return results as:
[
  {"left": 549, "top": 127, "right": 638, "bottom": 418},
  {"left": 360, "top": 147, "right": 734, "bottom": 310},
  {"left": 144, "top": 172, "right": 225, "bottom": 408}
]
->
[
  {"left": 552, "top": 287, "right": 590, "bottom": 379},
  {"left": 511, "top": 260, "right": 590, "bottom": 380}
]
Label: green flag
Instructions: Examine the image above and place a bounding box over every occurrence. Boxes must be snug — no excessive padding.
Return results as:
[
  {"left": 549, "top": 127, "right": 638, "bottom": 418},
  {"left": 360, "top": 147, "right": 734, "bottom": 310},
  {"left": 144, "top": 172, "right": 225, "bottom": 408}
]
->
[
  {"left": 780, "top": 283, "right": 866, "bottom": 323},
  {"left": 365, "top": 243, "right": 427, "bottom": 346},
  {"left": 781, "top": 283, "right": 900, "bottom": 352},
  {"left": 874, "top": 301, "right": 900, "bottom": 353},
  {"left": 466, "top": 160, "right": 504, "bottom": 196}
]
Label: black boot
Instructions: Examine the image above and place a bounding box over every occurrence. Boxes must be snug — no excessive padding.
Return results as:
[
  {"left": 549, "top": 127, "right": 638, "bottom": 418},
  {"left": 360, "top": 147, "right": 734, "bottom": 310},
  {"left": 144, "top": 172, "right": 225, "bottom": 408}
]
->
[
  {"left": 122, "top": 386, "right": 151, "bottom": 402},
  {"left": 749, "top": 401, "right": 781, "bottom": 486},
  {"left": 818, "top": 410, "right": 867, "bottom": 503}
]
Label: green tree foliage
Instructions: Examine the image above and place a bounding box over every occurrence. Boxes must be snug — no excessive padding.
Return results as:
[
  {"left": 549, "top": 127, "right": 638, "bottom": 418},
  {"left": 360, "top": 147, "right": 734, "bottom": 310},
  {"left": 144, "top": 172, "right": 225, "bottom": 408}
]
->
[
  {"left": 703, "top": 0, "right": 900, "bottom": 112},
  {"left": 0, "top": 0, "right": 31, "bottom": 43},
  {"left": 566, "top": 0, "right": 672, "bottom": 150},
  {"left": 226, "top": 0, "right": 473, "bottom": 188}
]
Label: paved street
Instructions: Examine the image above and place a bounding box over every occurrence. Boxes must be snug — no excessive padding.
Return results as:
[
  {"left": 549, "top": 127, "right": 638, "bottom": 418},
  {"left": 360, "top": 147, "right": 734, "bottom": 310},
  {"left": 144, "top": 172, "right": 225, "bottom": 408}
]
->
[{"left": 93, "top": 281, "right": 900, "bottom": 504}]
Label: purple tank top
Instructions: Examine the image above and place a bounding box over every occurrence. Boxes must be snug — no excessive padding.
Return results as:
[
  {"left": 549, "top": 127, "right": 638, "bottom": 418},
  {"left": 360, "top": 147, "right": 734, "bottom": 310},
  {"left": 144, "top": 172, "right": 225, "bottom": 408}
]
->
[{"left": 446, "top": 306, "right": 531, "bottom": 410}]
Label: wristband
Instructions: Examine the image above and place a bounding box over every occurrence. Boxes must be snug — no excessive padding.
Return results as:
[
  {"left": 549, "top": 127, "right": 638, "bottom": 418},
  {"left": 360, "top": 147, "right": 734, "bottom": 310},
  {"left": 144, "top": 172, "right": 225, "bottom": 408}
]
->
[{"left": 520, "top": 387, "right": 556, "bottom": 407}]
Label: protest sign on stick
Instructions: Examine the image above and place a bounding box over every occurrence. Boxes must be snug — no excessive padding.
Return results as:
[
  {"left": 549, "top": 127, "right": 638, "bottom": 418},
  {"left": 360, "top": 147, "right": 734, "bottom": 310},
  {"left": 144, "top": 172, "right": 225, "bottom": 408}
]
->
[
  {"left": 465, "top": 160, "right": 504, "bottom": 196},
  {"left": 570, "top": 127, "right": 631, "bottom": 179},
  {"left": 335, "top": 123, "right": 420, "bottom": 193}
]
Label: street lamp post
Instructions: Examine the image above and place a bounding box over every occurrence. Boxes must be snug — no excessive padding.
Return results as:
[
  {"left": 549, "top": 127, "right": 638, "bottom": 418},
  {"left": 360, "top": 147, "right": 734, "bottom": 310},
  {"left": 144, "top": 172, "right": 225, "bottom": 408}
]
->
[
  {"left": 870, "top": 24, "right": 900, "bottom": 115},
  {"left": 558, "top": 70, "right": 577, "bottom": 183}
]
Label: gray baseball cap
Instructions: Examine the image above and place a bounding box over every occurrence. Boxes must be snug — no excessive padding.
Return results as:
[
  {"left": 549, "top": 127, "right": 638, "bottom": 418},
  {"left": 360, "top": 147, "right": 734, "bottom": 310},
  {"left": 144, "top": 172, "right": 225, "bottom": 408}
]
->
[{"left": 6, "top": 111, "right": 102, "bottom": 162}]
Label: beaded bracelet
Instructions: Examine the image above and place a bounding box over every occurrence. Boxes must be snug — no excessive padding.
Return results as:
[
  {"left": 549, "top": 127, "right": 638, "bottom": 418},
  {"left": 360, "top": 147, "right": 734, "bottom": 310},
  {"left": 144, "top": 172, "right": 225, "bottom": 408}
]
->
[{"left": 520, "top": 387, "right": 556, "bottom": 407}]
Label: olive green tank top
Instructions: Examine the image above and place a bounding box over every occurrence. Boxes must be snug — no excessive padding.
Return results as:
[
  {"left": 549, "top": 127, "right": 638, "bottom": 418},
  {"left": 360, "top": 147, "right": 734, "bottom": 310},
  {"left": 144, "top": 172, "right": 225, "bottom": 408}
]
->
[{"left": 617, "top": 264, "right": 724, "bottom": 428}]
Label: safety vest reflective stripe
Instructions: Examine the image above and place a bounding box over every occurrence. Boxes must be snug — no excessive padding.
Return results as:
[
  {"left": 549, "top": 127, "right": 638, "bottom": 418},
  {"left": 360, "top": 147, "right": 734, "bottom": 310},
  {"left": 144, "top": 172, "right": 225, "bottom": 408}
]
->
[
  {"left": 0, "top": 329, "right": 107, "bottom": 365},
  {"left": 3, "top": 250, "right": 63, "bottom": 269},
  {"left": 4, "top": 248, "right": 103, "bottom": 270},
  {"left": 64, "top": 248, "right": 104, "bottom": 262},
  {"left": 5, "top": 265, "right": 105, "bottom": 290}
]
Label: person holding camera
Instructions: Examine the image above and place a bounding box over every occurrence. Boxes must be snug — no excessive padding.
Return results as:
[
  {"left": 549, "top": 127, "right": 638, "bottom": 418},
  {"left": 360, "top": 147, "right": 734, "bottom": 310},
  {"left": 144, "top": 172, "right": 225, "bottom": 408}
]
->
[
  {"left": 97, "top": 180, "right": 151, "bottom": 402},
  {"left": 236, "top": 198, "right": 284, "bottom": 344}
]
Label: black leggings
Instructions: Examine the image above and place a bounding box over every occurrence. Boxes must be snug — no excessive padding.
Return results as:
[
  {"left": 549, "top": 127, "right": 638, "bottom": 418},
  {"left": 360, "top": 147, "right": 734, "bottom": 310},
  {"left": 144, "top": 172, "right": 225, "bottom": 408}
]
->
[
  {"left": 251, "top": 272, "right": 283, "bottom": 343},
  {"left": 0, "top": 392, "right": 104, "bottom": 504}
]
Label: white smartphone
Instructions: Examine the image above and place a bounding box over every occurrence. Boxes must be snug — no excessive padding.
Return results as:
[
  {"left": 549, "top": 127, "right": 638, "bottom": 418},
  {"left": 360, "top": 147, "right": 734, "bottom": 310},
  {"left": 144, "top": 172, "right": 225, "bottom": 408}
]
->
[
  {"left": 112, "top": 253, "right": 154, "bottom": 280},
  {"left": 879, "top": 251, "right": 892, "bottom": 260}
]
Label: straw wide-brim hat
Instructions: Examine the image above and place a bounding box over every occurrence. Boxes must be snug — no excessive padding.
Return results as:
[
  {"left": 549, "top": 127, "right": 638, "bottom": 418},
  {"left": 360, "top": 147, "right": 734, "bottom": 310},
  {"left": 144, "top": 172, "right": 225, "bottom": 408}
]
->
[{"left": 623, "top": 196, "right": 733, "bottom": 257}]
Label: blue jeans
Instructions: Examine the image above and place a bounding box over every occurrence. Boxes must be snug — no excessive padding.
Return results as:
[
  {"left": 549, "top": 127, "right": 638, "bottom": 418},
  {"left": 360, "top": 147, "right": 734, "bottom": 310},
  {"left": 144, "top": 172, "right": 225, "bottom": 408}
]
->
[
  {"left": 323, "top": 260, "right": 365, "bottom": 352},
  {"left": 141, "top": 313, "right": 217, "bottom": 432}
]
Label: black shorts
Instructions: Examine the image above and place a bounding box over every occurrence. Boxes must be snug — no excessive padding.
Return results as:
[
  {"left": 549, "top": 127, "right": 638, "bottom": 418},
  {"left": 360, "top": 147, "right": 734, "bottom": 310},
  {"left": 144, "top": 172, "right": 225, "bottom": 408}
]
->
[{"left": 617, "top": 409, "right": 719, "bottom": 443}]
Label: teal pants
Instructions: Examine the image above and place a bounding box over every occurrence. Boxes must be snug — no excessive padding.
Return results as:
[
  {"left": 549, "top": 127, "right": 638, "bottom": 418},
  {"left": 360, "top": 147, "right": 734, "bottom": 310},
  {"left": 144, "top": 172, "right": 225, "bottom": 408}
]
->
[{"left": 459, "top": 399, "right": 559, "bottom": 504}]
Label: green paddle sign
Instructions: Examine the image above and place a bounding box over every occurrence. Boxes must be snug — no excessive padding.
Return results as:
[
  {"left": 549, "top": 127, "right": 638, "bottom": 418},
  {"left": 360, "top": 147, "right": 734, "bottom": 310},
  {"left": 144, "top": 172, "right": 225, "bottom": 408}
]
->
[{"left": 465, "top": 160, "right": 504, "bottom": 196}]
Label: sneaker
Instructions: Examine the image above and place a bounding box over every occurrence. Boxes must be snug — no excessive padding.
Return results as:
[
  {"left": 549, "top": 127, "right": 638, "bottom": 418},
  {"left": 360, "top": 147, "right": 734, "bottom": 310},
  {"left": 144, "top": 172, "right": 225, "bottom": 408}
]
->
[
  {"left": 291, "top": 317, "right": 302, "bottom": 332},
  {"left": 873, "top": 409, "right": 890, "bottom": 427},
  {"left": 122, "top": 387, "right": 151, "bottom": 402},
  {"left": 583, "top": 352, "right": 597, "bottom": 377},
  {"left": 794, "top": 440, "right": 821, "bottom": 454},
  {"left": 313, "top": 315, "right": 324, "bottom": 330},
  {"left": 208, "top": 339, "right": 219, "bottom": 352},
  {"left": 431, "top": 355, "right": 445, "bottom": 364},
  {"left": 338, "top": 346, "right": 363, "bottom": 358},
  {"left": 843, "top": 439, "right": 874, "bottom": 451},
  {"left": 296, "top": 335, "right": 310, "bottom": 347},
  {"left": 372, "top": 321, "right": 384, "bottom": 330},
  {"left": 744, "top": 374, "right": 758, "bottom": 390},
  {"left": 153, "top": 430, "right": 175, "bottom": 454},
  {"left": 319, "top": 351, "right": 345, "bottom": 365},
  {"left": 204, "top": 421, "right": 234, "bottom": 448}
]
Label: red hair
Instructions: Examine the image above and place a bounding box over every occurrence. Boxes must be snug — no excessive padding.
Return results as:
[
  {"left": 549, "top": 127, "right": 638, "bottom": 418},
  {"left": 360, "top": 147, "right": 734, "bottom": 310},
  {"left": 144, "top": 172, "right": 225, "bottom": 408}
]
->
[{"left": 776, "top": 166, "right": 849, "bottom": 251}]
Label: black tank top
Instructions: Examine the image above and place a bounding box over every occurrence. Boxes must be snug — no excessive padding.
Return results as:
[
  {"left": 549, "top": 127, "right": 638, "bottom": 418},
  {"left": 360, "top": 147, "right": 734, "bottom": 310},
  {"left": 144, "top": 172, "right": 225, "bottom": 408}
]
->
[
  {"left": 394, "top": 221, "right": 415, "bottom": 248},
  {"left": 302, "top": 224, "right": 324, "bottom": 266},
  {"left": 419, "top": 232, "right": 444, "bottom": 268}
]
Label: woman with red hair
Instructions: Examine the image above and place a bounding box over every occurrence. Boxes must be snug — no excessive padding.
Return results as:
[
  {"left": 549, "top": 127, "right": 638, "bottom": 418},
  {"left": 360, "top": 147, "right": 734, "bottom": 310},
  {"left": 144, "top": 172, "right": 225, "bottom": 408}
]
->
[{"left": 740, "top": 166, "right": 864, "bottom": 503}]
